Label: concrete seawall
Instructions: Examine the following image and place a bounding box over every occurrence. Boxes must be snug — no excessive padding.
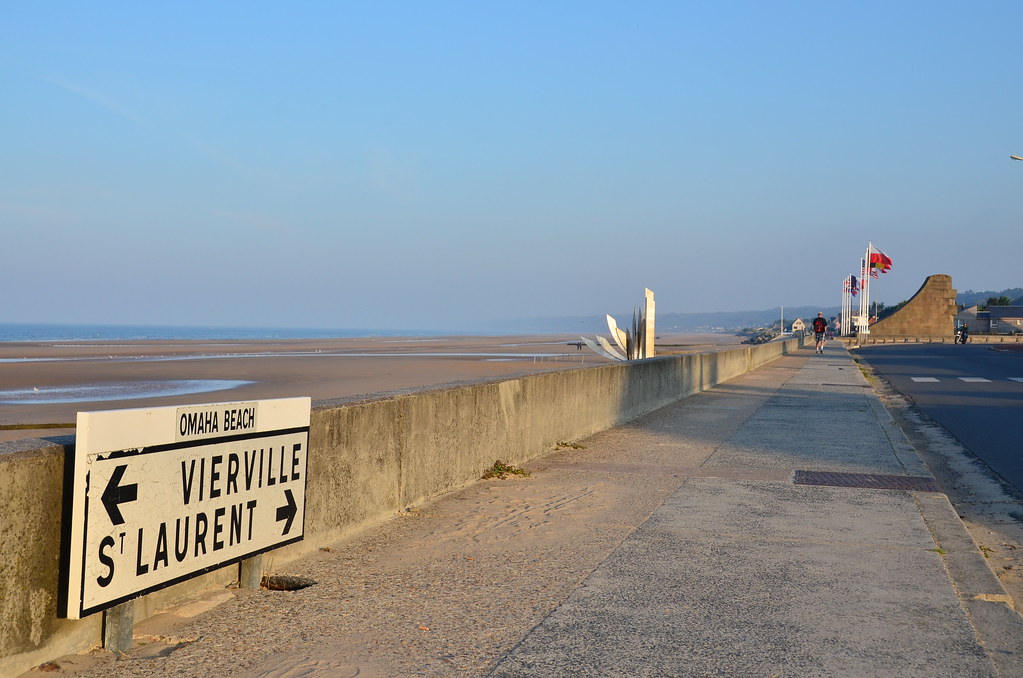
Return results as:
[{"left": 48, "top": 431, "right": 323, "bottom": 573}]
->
[
  {"left": 854, "top": 334, "right": 1023, "bottom": 344},
  {"left": 0, "top": 337, "right": 800, "bottom": 676}
]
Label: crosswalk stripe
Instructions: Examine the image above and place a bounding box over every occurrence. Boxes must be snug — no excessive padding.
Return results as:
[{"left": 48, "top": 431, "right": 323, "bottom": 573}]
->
[{"left": 909, "top": 376, "right": 1019, "bottom": 383}]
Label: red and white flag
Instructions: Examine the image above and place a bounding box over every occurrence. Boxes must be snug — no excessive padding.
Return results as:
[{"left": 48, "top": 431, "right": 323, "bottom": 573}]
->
[{"left": 869, "top": 247, "right": 893, "bottom": 274}]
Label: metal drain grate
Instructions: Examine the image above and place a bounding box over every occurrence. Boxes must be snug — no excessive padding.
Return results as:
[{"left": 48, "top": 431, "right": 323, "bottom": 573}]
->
[{"left": 793, "top": 470, "right": 942, "bottom": 492}]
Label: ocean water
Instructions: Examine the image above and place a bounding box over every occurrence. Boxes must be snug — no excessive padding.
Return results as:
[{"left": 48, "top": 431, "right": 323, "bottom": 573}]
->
[{"left": 0, "top": 322, "right": 451, "bottom": 342}]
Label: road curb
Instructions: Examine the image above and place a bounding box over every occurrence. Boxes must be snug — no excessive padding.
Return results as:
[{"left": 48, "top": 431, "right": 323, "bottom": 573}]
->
[
  {"left": 914, "top": 490, "right": 1023, "bottom": 676},
  {"left": 852, "top": 348, "right": 1023, "bottom": 674}
]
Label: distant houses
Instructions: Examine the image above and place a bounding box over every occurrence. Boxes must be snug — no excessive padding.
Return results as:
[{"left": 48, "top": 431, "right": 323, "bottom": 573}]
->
[
  {"left": 957, "top": 306, "right": 987, "bottom": 333},
  {"left": 957, "top": 305, "right": 1023, "bottom": 334},
  {"left": 990, "top": 306, "right": 1023, "bottom": 334}
]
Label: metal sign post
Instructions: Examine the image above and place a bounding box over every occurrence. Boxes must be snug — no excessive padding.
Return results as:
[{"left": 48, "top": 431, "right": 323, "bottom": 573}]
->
[{"left": 61, "top": 397, "right": 311, "bottom": 620}]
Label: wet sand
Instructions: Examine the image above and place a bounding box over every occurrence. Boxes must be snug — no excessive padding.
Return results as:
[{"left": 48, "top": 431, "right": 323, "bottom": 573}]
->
[{"left": 0, "top": 333, "right": 742, "bottom": 443}]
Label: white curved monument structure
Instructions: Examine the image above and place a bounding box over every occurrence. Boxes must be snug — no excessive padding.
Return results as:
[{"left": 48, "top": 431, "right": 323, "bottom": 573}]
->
[{"left": 585, "top": 288, "right": 656, "bottom": 361}]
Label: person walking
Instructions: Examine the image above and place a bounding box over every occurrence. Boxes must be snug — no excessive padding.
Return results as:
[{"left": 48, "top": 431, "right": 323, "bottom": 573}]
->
[{"left": 811, "top": 312, "right": 828, "bottom": 354}]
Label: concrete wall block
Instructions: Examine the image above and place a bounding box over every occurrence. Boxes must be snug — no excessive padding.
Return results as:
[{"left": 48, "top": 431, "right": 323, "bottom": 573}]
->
[
  {"left": 0, "top": 443, "right": 70, "bottom": 656},
  {"left": 664, "top": 355, "right": 693, "bottom": 401},
  {"left": 641, "top": 356, "right": 694, "bottom": 408},
  {"left": 399, "top": 384, "right": 506, "bottom": 507},
  {"left": 516, "top": 369, "right": 612, "bottom": 449},
  {"left": 711, "top": 346, "right": 747, "bottom": 385},
  {"left": 751, "top": 340, "right": 787, "bottom": 368},
  {"left": 697, "top": 352, "right": 714, "bottom": 391},
  {"left": 614, "top": 360, "right": 662, "bottom": 423},
  {"left": 306, "top": 400, "right": 403, "bottom": 541}
]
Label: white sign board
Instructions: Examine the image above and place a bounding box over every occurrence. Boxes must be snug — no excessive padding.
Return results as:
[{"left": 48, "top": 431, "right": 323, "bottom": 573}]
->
[{"left": 62, "top": 397, "right": 311, "bottom": 619}]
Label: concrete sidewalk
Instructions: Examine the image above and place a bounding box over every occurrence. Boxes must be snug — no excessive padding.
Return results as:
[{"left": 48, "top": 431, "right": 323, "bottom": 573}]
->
[
  {"left": 34, "top": 344, "right": 1023, "bottom": 677},
  {"left": 491, "top": 344, "right": 1023, "bottom": 677}
]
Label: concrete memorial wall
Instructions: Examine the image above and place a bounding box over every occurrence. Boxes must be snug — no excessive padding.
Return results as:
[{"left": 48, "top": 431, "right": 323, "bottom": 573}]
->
[{"left": 861, "top": 274, "right": 957, "bottom": 342}]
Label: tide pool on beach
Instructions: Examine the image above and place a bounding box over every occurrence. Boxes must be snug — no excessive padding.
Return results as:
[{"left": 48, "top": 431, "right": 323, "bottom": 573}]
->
[{"left": 0, "top": 380, "right": 254, "bottom": 405}]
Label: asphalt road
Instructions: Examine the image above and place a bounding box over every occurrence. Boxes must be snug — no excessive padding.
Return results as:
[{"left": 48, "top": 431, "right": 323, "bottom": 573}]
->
[{"left": 854, "top": 342, "right": 1023, "bottom": 494}]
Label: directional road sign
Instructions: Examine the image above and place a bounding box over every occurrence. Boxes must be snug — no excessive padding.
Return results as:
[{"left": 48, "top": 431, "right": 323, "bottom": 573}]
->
[{"left": 61, "top": 397, "right": 311, "bottom": 619}]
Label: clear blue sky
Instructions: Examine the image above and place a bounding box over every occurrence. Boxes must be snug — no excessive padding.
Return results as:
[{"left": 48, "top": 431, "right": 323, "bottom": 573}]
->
[{"left": 2, "top": 2, "right": 1021, "bottom": 330}]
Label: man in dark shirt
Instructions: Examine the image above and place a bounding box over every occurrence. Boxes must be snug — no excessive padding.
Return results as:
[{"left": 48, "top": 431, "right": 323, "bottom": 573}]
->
[{"left": 811, "top": 312, "right": 828, "bottom": 354}]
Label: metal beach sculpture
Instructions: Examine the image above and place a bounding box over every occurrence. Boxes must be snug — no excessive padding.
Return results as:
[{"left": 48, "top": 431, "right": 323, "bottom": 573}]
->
[{"left": 583, "top": 289, "right": 656, "bottom": 361}]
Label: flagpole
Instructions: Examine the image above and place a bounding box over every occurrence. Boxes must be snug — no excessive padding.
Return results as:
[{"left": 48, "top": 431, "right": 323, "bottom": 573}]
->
[
  {"left": 838, "top": 278, "right": 847, "bottom": 337},
  {"left": 849, "top": 274, "right": 854, "bottom": 336},
  {"left": 840, "top": 277, "right": 846, "bottom": 336},
  {"left": 861, "top": 242, "right": 872, "bottom": 335},
  {"left": 847, "top": 276, "right": 851, "bottom": 336},
  {"left": 858, "top": 258, "right": 865, "bottom": 335},
  {"left": 842, "top": 275, "right": 851, "bottom": 336}
]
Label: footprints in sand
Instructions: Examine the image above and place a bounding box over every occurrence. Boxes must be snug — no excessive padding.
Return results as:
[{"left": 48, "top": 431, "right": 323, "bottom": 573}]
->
[
  {"left": 446, "top": 488, "right": 599, "bottom": 544},
  {"left": 240, "top": 655, "right": 384, "bottom": 678}
]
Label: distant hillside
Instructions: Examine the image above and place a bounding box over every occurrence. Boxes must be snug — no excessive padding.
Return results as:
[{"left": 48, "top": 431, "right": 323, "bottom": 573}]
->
[
  {"left": 656, "top": 306, "right": 840, "bottom": 332},
  {"left": 957, "top": 288, "right": 1023, "bottom": 307},
  {"left": 489, "top": 287, "right": 1023, "bottom": 335},
  {"left": 492, "top": 306, "right": 842, "bottom": 335}
]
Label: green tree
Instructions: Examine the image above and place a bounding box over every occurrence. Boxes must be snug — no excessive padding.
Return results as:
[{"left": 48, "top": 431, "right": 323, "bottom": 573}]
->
[{"left": 980, "top": 296, "right": 1012, "bottom": 311}]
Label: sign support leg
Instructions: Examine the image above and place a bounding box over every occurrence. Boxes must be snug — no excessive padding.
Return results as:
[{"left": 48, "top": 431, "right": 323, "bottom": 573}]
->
[
  {"left": 102, "top": 600, "right": 134, "bottom": 654},
  {"left": 240, "top": 554, "right": 264, "bottom": 589}
]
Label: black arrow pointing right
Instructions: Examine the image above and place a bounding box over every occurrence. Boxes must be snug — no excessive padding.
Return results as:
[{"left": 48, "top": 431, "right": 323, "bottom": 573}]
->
[
  {"left": 276, "top": 488, "right": 297, "bottom": 535},
  {"left": 101, "top": 464, "right": 138, "bottom": 526}
]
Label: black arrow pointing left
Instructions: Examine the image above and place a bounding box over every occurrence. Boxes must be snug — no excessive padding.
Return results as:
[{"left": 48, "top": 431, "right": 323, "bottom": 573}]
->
[
  {"left": 276, "top": 489, "right": 297, "bottom": 535},
  {"left": 101, "top": 464, "right": 138, "bottom": 526}
]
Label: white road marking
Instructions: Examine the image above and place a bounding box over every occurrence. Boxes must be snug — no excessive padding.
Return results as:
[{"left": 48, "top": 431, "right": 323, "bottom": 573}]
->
[{"left": 910, "top": 377, "right": 1019, "bottom": 383}]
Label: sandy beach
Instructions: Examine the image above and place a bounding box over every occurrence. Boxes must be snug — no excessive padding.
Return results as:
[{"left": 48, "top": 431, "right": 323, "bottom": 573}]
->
[{"left": 0, "top": 333, "right": 743, "bottom": 443}]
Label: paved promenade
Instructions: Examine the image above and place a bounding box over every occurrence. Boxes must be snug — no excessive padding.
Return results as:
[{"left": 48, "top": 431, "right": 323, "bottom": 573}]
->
[{"left": 36, "top": 344, "right": 1023, "bottom": 677}]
